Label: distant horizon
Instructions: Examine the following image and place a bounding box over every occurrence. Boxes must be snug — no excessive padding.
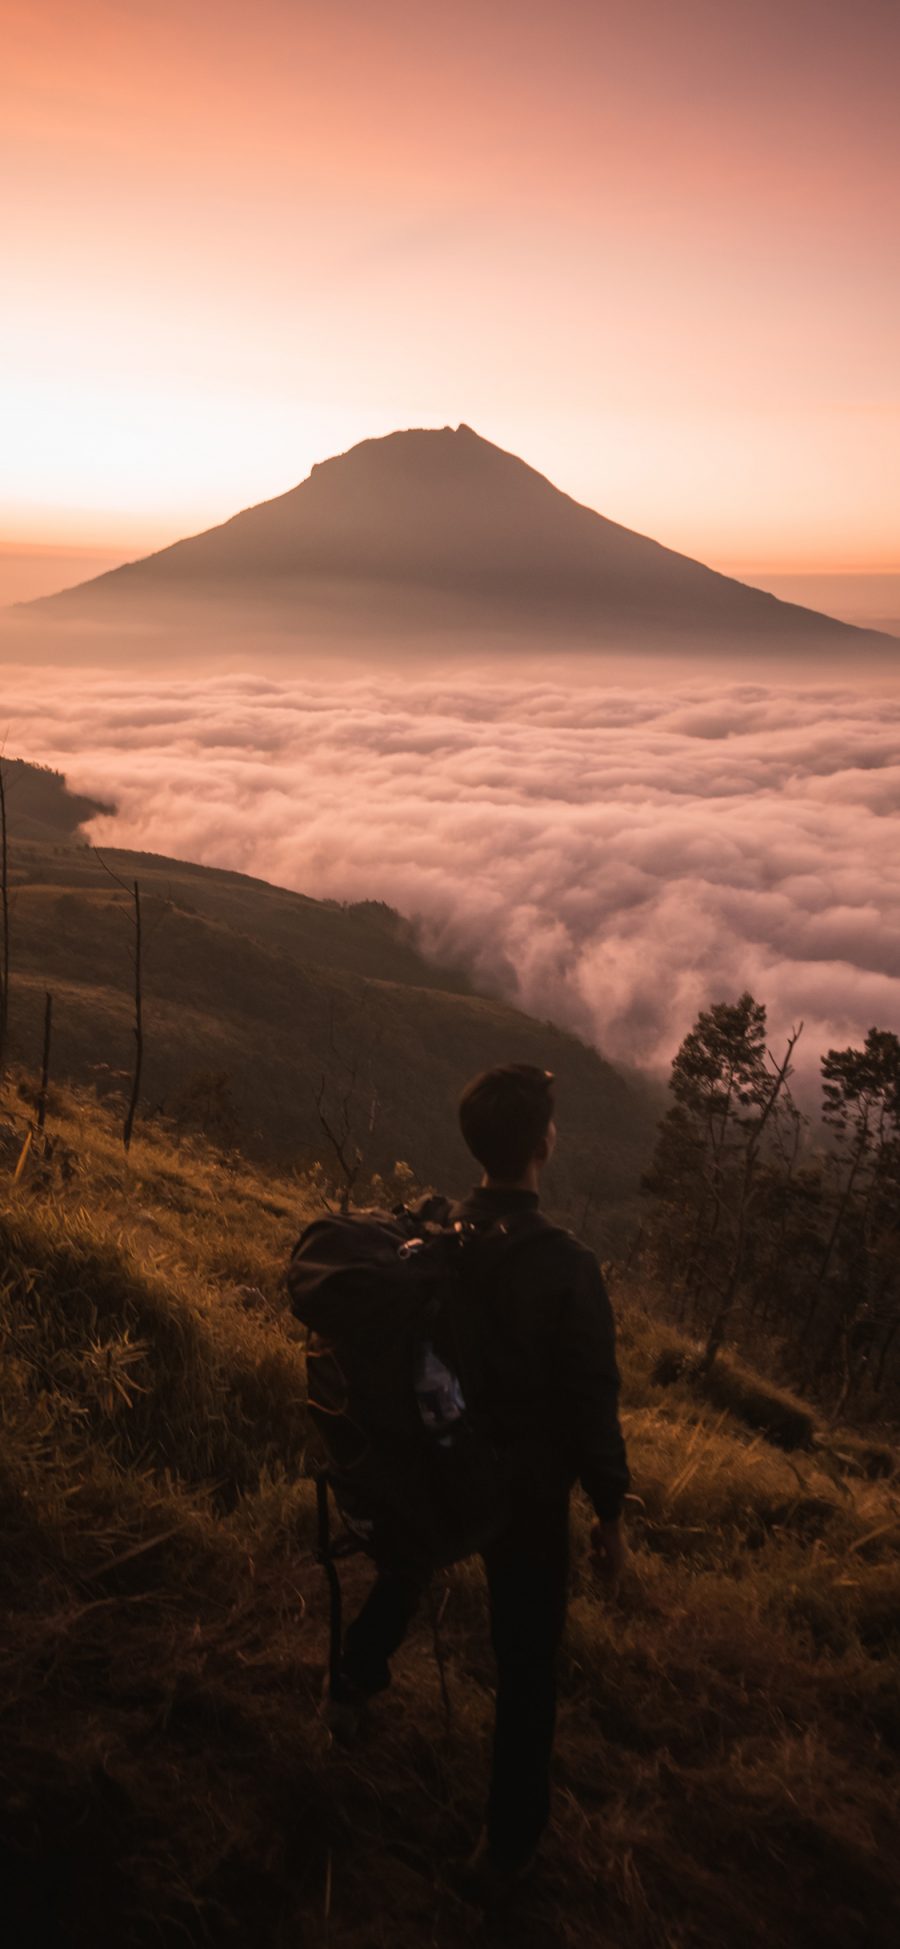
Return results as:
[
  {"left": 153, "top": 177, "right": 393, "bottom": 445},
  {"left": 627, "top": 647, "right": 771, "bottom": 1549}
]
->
[
  {"left": 2, "top": 491, "right": 898, "bottom": 626},
  {"left": 4, "top": 453, "right": 899, "bottom": 582},
  {"left": 4, "top": 545, "right": 899, "bottom": 629}
]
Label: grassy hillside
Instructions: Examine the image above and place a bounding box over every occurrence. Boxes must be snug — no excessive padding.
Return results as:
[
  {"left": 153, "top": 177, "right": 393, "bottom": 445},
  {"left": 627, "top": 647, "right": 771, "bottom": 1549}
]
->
[
  {"left": 5, "top": 834, "right": 658, "bottom": 1237},
  {"left": 2, "top": 1084, "right": 898, "bottom": 1948}
]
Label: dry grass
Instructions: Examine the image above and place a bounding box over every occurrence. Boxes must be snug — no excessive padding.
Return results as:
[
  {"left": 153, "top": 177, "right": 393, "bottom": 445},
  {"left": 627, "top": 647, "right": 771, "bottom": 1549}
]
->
[{"left": 2, "top": 1083, "right": 899, "bottom": 1947}]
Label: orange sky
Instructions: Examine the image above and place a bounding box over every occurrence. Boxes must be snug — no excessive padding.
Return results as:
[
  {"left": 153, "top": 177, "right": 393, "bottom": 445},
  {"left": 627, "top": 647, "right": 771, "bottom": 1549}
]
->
[{"left": 3, "top": 0, "right": 898, "bottom": 568}]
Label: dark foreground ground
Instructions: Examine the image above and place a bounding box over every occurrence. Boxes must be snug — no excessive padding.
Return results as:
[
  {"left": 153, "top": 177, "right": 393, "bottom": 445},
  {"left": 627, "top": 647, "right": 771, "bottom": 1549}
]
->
[{"left": 2, "top": 1087, "right": 898, "bottom": 1947}]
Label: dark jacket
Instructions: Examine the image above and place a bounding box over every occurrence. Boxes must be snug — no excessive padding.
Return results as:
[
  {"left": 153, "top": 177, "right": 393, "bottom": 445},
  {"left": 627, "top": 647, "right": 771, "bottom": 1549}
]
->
[{"left": 448, "top": 1184, "right": 630, "bottom": 1523}]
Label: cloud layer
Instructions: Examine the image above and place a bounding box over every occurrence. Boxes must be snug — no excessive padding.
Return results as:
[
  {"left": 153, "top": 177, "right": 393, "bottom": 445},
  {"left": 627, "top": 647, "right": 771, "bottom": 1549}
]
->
[{"left": 2, "top": 660, "right": 898, "bottom": 1077}]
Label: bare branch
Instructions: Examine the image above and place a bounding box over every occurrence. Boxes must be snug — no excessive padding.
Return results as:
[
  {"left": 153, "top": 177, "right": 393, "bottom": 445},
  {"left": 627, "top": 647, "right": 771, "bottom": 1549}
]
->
[
  {"left": 93, "top": 842, "right": 135, "bottom": 903},
  {"left": 37, "top": 991, "right": 53, "bottom": 1132},
  {"left": 123, "top": 880, "right": 144, "bottom": 1153},
  {"left": 313, "top": 1072, "right": 363, "bottom": 1212}
]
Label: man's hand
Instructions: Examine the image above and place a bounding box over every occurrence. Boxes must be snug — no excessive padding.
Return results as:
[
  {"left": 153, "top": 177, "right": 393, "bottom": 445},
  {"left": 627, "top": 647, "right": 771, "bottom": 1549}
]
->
[{"left": 591, "top": 1516, "right": 626, "bottom": 1584}]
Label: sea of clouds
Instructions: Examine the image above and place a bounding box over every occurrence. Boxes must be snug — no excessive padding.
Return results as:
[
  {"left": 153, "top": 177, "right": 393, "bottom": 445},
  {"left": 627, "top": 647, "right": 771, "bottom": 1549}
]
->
[{"left": 2, "top": 661, "right": 898, "bottom": 1080}]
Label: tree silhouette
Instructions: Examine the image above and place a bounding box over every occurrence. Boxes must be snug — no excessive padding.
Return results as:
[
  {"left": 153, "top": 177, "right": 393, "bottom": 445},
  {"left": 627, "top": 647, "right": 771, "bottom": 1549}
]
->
[
  {"left": 813, "top": 1029, "right": 900, "bottom": 1406},
  {"left": 646, "top": 993, "right": 803, "bottom": 1367}
]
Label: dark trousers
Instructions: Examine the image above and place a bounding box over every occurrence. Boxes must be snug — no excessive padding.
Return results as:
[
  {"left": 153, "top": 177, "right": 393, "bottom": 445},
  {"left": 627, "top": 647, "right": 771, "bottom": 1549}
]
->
[{"left": 341, "top": 1488, "right": 570, "bottom": 1865}]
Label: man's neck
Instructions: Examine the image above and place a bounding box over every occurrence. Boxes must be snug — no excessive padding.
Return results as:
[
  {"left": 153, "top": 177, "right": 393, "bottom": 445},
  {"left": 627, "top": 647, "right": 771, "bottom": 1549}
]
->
[{"left": 481, "top": 1168, "right": 541, "bottom": 1197}]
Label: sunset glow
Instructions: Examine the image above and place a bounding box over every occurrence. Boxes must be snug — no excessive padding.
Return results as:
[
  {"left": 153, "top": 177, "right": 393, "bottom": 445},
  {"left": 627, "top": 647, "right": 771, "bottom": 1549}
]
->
[{"left": 4, "top": 0, "right": 898, "bottom": 568}]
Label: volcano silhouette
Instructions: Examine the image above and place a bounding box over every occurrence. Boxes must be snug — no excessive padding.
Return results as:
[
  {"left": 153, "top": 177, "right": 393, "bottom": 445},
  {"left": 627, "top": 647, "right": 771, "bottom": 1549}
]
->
[{"left": 23, "top": 424, "right": 886, "bottom": 646}]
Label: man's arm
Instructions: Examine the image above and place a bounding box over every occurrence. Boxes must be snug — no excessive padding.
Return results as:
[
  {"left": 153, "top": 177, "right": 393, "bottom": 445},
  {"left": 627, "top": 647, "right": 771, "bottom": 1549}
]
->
[{"left": 552, "top": 1247, "right": 630, "bottom": 1523}]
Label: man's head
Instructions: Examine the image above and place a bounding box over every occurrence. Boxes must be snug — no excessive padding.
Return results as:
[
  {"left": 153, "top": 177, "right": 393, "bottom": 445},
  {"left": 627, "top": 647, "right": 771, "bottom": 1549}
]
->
[{"left": 458, "top": 1064, "right": 557, "bottom": 1187}]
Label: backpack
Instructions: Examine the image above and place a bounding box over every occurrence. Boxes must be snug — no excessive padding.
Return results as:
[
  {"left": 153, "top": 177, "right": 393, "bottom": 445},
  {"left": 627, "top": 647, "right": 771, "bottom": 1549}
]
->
[{"left": 287, "top": 1196, "right": 552, "bottom": 1571}]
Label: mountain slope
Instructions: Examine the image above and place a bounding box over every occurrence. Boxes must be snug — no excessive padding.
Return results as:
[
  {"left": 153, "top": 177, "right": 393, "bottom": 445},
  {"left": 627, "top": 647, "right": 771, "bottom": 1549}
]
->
[
  {"left": 5, "top": 826, "right": 658, "bottom": 1233},
  {"left": 0, "top": 758, "right": 111, "bottom": 843},
  {"left": 21, "top": 425, "right": 885, "bottom": 646}
]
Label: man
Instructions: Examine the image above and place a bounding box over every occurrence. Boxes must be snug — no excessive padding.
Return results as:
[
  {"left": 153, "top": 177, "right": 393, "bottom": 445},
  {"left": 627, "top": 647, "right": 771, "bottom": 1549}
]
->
[{"left": 335, "top": 1064, "right": 630, "bottom": 1886}]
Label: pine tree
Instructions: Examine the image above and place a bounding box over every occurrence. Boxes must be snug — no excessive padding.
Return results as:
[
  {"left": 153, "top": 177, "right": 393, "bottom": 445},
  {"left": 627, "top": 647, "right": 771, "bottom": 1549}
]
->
[
  {"left": 813, "top": 1029, "right": 900, "bottom": 1405},
  {"left": 646, "top": 993, "right": 802, "bottom": 1366}
]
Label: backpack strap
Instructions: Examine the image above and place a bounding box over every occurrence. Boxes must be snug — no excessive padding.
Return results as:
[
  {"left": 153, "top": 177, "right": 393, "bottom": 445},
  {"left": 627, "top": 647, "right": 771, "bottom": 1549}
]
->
[
  {"left": 314, "top": 1466, "right": 374, "bottom": 1698},
  {"left": 313, "top": 1469, "right": 344, "bottom": 1700}
]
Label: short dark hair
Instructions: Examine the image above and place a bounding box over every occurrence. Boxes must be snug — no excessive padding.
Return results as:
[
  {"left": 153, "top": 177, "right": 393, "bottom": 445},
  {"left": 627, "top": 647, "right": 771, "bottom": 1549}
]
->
[{"left": 458, "top": 1064, "right": 555, "bottom": 1181}]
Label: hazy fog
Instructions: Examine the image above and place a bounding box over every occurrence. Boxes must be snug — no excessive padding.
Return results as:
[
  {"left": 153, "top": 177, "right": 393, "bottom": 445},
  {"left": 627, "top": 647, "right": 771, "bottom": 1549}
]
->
[{"left": 2, "top": 639, "right": 897, "bottom": 1082}]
